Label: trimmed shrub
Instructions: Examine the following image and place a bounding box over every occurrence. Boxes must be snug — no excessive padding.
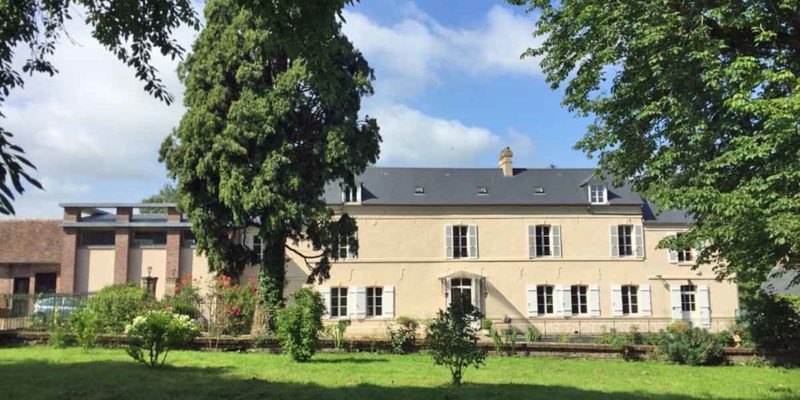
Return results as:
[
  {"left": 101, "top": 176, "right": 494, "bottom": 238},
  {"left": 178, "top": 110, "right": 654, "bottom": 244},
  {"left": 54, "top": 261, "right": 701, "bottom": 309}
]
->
[
  {"left": 424, "top": 299, "right": 486, "bottom": 385},
  {"left": 89, "top": 284, "right": 152, "bottom": 334},
  {"left": 69, "top": 308, "right": 99, "bottom": 350},
  {"left": 386, "top": 316, "right": 419, "bottom": 354},
  {"left": 125, "top": 310, "right": 201, "bottom": 368},
  {"left": 654, "top": 322, "right": 725, "bottom": 365},
  {"left": 275, "top": 289, "right": 325, "bottom": 362}
]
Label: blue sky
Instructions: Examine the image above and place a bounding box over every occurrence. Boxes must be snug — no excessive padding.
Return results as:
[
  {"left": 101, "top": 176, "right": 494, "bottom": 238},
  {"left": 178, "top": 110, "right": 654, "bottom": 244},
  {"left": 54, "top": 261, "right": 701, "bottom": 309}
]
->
[{"left": 4, "top": 0, "right": 594, "bottom": 218}]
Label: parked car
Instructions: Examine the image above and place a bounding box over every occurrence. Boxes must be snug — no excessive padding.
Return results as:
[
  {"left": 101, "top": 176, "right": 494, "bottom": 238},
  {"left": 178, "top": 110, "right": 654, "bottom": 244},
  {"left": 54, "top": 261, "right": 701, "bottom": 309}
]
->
[{"left": 32, "top": 296, "right": 83, "bottom": 319}]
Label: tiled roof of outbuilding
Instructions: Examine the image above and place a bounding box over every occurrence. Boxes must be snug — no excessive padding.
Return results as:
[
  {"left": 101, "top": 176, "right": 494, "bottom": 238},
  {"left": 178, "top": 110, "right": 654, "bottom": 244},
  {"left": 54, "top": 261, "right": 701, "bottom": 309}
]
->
[{"left": 0, "top": 219, "right": 63, "bottom": 264}]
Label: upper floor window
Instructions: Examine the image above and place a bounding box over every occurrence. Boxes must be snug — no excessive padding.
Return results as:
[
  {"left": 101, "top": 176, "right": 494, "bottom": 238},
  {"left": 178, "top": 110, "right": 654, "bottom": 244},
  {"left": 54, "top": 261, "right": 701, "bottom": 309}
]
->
[
  {"left": 621, "top": 285, "right": 639, "bottom": 315},
  {"left": 337, "top": 233, "right": 356, "bottom": 260},
  {"left": 79, "top": 231, "right": 115, "bottom": 246},
  {"left": 252, "top": 235, "right": 263, "bottom": 264},
  {"left": 366, "top": 287, "right": 383, "bottom": 317},
  {"left": 529, "top": 224, "right": 562, "bottom": 258},
  {"left": 342, "top": 184, "right": 361, "bottom": 204},
  {"left": 610, "top": 224, "right": 644, "bottom": 258},
  {"left": 445, "top": 225, "right": 477, "bottom": 259},
  {"left": 330, "top": 287, "right": 348, "bottom": 318},
  {"left": 537, "top": 284, "right": 555, "bottom": 315},
  {"left": 571, "top": 285, "right": 588, "bottom": 315},
  {"left": 181, "top": 230, "right": 196, "bottom": 247},
  {"left": 669, "top": 233, "right": 694, "bottom": 263},
  {"left": 132, "top": 231, "right": 167, "bottom": 246},
  {"left": 681, "top": 285, "right": 696, "bottom": 312},
  {"left": 589, "top": 184, "right": 607, "bottom": 204}
]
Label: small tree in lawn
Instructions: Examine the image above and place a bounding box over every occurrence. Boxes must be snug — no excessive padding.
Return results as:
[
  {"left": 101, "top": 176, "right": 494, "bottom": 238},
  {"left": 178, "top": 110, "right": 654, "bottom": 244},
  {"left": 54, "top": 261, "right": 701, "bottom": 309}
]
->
[
  {"left": 275, "top": 288, "right": 325, "bottom": 362},
  {"left": 425, "top": 298, "right": 487, "bottom": 385}
]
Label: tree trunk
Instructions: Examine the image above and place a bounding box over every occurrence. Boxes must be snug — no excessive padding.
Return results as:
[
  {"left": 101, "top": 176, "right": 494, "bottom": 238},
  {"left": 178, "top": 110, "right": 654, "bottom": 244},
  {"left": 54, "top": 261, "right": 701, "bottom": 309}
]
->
[{"left": 257, "top": 236, "right": 287, "bottom": 332}]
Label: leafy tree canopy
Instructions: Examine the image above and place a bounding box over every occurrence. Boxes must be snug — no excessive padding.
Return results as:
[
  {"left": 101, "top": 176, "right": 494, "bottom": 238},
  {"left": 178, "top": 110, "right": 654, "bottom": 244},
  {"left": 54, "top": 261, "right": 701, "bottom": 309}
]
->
[
  {"left": 160, "top": 0, "right": 380, "bottom": 315},
  {"left": 0, "top": 0, "right": 199, "bottom": 215},
  {"left": 141, "top": 183, "right": 179, "bottom": 214},
  {"left": 512, "top": 0, "right": 800, "bottom": 294}
]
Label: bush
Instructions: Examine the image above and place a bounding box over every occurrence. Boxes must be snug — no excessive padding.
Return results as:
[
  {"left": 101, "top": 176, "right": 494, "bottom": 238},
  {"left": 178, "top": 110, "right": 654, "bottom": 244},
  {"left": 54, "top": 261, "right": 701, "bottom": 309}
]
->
[
  {"left": 162, "top": 275, "right": 201, "bottom": 319},
  {"left": 49, "top": 307, "right": 69, "bottom": 349},
  {"left": 424, "top": 299, "right": 487, "bottom": 385},
  {"left": 524, "top": 325, "right": 542, "bottom": 343},
  {"left": 595, "top": 326, "right": 646, "bottom": 361},
  {"left": 480, "top": 318, "right": 492, "bottom": 331},
  {"left": 742, "top": 292, "right": 800, "bottom": 351},
  {"left": 275, "top": 288, "right": 325, "bottom": 362},
  {"left": 69, "top": 308, "right": 99, "bottom": 350},
  {"left": 89, "top": 284, "right": 152, "bottom": 334},
  {"left": 386, "top": 316, "right": 419, "bottom": 354},
  {"left": 654, "top": 322, "right": 725, "bottom": 365},
  {"left": 326, "top": 319, "right": 350, "bottom": 350},
  {"left": 206, "top": 276, "right": 257, "bottom": 336},
  {"left": 125, "top": 310, "right": 201, "bottom": 368}
]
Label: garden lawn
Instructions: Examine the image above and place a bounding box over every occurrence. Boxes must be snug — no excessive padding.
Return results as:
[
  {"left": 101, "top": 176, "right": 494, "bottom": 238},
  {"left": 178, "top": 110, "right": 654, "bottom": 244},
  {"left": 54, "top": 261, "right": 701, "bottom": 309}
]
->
[{"left": 0, "top": 347, "right": 797, "bottom": 399}]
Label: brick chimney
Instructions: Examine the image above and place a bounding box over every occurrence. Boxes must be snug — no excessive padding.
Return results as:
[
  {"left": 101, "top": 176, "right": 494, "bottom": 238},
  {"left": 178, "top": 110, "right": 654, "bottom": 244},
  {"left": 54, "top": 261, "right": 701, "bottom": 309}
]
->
[{"left": 498, "top": 147, "right": 513, "bottom": 177}]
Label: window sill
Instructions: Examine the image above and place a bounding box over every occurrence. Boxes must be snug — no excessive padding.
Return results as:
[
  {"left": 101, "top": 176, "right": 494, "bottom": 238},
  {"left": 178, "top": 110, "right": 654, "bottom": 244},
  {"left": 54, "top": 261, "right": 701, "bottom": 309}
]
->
[
  {"left": 79, "top": 245, "right": 115, "bottom": 249},
  {"left": 131, "top": 245, "right": 167, "bottom": 249}
]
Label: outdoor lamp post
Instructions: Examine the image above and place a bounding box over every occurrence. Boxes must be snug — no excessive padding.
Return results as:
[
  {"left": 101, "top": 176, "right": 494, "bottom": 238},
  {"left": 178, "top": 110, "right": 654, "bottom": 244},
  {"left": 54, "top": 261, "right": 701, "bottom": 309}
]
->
[{"left": 141, "top": 265, "right": 158, "bottom": 297}]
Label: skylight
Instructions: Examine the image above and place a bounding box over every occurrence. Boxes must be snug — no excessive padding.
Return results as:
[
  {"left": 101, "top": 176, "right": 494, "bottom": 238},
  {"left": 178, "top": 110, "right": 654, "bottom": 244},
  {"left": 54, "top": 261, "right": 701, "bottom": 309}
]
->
[
  {"left": 414, "top": 186, "right": 425, "bottom": 195},
  {"left": 533, "top": 186, "right": 545, "bottom": 195},
  {"left": 477, "top": 186, "right": 488, "bottom": 195}
]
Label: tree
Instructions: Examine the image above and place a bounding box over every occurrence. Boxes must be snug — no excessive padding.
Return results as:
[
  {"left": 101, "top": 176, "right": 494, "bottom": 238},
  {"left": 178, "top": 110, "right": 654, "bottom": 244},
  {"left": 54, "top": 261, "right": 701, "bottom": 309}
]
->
[
  {"left": 141, "top": 183, "right": 179, "bottom": 214},
  {"left": 511, "top": 0, "right": 800, "bottom": 295},
  {"left": 275, "top": 288, "right": 325, "bottom": 362},
  {"left": 159, "top": 0, "right": 380, "bottom": 328},
  {"left": 0, "top": 0, "right": 199, "bottom": 215},
  {"left": 424, "top": 299, "right": 486, "bottom": 385}
]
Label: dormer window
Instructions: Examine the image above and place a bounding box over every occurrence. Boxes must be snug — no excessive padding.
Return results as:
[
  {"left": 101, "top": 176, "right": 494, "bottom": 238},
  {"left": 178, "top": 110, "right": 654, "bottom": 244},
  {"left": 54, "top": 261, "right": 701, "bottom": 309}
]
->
[
  {"left": 589, "top": 184, "right": 607, "bottom": 204},
  {"left": 533, "top": 186, "right": 545, "bottom": 195},
  {"left": 477, "top": 186, "right": 488, "bottom": 195},
  {"left": 414, "top": 186, "right": 425, "bottom": 195},
  {"left": 342, "top": 184, "right": 361, "bottom": 204}
]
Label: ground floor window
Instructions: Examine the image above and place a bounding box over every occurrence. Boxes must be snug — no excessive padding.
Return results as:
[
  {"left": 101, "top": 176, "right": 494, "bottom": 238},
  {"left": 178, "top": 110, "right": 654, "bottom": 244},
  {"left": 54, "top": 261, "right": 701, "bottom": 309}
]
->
[
  {"left": 681, "top": 285, "right": 696, "bottom": 312},
  {"left": 366, "top": 287, "right": 383, "bottom": 317},
  {"left": 537, "top": 285, "right": 554, "bottom": 315},
  {"left": 34, "top": 273, "right": 57, "bottom": 294},
  {"left": 621, "top": 285, "right": 638, "bottom": 315},
  {"left": 330, "top": 287, "right": 348, "bottom": 318},
  {"left": 571, "top": 285, "right": 588, "bottom": 315},
  {"left": 449, "top": 278, "right": 472, "bottom": 307}
]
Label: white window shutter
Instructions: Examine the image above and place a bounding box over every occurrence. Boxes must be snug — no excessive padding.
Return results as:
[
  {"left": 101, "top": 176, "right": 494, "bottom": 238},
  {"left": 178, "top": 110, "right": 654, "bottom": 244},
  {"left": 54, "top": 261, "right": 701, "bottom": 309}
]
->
[
  {"left": 526, "top": 284, "right": 538, "bottom": 317},
  {"left": 639, "top": 284, "right": 652, "bottom": 316},
  {"left": 528, "top": 225, "right": 536, "bottom": 258},
  {"left": 383, "top": 285, "right": 395, "bottom": 318},
  {"left": 670, "top": 284, "right": 683, "bottom": 321},
  {"left": 349, "top": 286, "right": 366, "bottom": 319},
  {"left": 609, "top": 225, "right": 619, "bottom": 257},
  {"left": 559, "top": 285, "right": 572, "bottom": 317},
  {"left": 470, "top": 278, "right": 482, "bottom": 313},
  {"left": 588, "top": 284, "right": 601, "bottom": 316},
  {"left": 445, "top": 278, "right": 452, "bottom": 308},
  {"left": 445, "top": 225, "right": 453, "bottom": 259},
  {"left": 356, "top": 184, "right": 362, "bottom": 203},
  {"left": 551, "top": 225, "right": 562, "bottom": 258},
  {"left": 698, "top": 285, "right": 711, "bottom": 328},
  {"left": 468, "top": 225, "right": 478, "bottom": 258},
  {"left": 634, "top": 225, "right": 644, "bottom": 258},
  {"left": 319, "top": 286, "right": 331, "bottom": 317},
  {"left": 668, "top": 233, "right": 679, "bottom": 263},
  {"left": 553, "top": 285, "right": 564, "bottom": 316},
  {"left": 611, "top": 284, "right": 623, "bottom": 316}
]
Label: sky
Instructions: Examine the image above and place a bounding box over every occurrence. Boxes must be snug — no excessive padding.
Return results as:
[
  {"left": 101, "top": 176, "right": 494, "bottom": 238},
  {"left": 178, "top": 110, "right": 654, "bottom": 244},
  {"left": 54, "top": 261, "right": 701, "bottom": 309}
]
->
[{"left": 3, "top": 0, "right": 595, "bottom": 219}]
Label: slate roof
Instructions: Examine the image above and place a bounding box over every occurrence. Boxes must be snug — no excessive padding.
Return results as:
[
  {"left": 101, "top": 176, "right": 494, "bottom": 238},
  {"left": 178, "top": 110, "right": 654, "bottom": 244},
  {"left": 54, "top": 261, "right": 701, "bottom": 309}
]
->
[
  {"left": 762, "top": 268, "right": 800, "bottom": 296},
  {"left": 0, "top": 220, "right": 63, "bottom": 264}
]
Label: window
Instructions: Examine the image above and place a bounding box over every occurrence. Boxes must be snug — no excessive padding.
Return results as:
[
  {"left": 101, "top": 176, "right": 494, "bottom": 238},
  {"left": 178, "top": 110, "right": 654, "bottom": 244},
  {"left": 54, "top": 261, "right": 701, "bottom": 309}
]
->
[
  {"left": 617, "top": 225, "right": 633, "bottom": 256},
  {"left": 535, "top": 225, "right": 552, "bottom": 256},
  {"left": 330, "top": 287, "right": 348, "bottom": 318},
  {"left": 337, "top": 233, "right": 356, "bottom": 260},
  {"left": 451, "top": 225, "right": 469, "bottom": 259},
  {"left": 681, "top": 285, "right": 696, "bottom": 312},
  {"left": 589, "top": 184, "right": 606, "bottom": 204},
  {"left": 132, "top": 231, "right": 167, "bottom": 246},
  {"left": 537, "top": 285, "right": 554, "bottom": 315},
  {"left": 414, "top": 186, "right": 424, "bottom": 195},
  {"left": 533, "top": 186, "right": 545, "bottom": 195},
  {"left": 676, "top": 233, "right": 693, "bottom": 263},
  {"left": 343, "top": 185, "right": 360, "bottom": 204},
  {"left": 252, "top": 235, "right": 262, "bottom": 264},
  {"left": 79, "top": 231, "right": 115, "bottom": 246},
  {"left": 571, "top": 285, "right": 588, "bottom": 315},
  {"left": 366, "top": 287, "right": 383, "bottom": 317},
  {"left": 182, "top": 230, "right": 196, "bottom": 247},
  {"left": 621, "top": 285, "right": 639, "bottom": 315},
  {"left": 450, "top": 278, "right": 472, "bottom": 307},
  {"left": 477, "top": 186, "right": 488, "bottom": 195}
]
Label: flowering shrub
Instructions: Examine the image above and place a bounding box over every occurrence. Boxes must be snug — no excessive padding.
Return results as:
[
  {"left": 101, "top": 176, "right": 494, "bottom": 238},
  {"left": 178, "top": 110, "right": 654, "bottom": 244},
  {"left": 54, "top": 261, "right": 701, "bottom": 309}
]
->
[
  {"left": 207, "top": 276, "right": 257, "bottom": 336},
  {"left": 89, "top": 284, "right": 153, "bottom": 334},
  {"left": 125, "top": 310, "right": 201, "bottom": 368},
  {"left": 162, "top": 274, "right": 202, "bottom": 319},
  {"left": 386, "top": 316, "right": 418, "bottom": 354}
]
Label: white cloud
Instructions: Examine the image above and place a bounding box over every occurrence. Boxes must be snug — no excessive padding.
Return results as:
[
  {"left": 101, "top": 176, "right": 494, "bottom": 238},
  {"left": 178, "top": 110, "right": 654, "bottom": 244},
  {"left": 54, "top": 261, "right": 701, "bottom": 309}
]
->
[
  {"left": 0, "top": 176, "right": 91, "bottom": 219},
  {"left": 372, "top": 104, "right": 499, "bottom": 167}
]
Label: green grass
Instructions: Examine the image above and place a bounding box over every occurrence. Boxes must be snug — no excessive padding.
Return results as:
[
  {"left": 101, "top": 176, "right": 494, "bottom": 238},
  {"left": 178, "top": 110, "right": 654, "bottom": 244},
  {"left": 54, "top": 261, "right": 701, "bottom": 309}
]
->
[{"left": 0, "top": 347, "right": 797, "bottom": 399}]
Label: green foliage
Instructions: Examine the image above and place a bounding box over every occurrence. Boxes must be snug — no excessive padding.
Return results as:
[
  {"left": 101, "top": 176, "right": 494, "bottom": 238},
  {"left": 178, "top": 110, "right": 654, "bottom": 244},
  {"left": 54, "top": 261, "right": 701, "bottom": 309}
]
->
[
  {"left": 88, "top": 284, "right": 152, "bottom": 334},
  {"left": 480, "top": 318, "right": 493, "bottom": 331},
  {"left": 48, "top": 308, "right": 69, "bottom": 349},
  {"left": 159, "top": 0, "right": 381, "bottom": 323},
  {"left": 275, "top": 289, "right": 325, "bottom": 362},
  {"left": 0, "top": 0, "right": 198, "bottom": 215},
  {"left": 141, "top": 183, "right": 180, "bottom": 214},
  {"left": 69, "top": 308, "right": 99, "bottom": 350},
  {"left": 125, "top": 310, "right": 201, "bottom": 368},
  {"left": 523, "top": 325, "right": 542, "bottom": 344},
  {"left": 654, "top": 322, "right": 725, "bottom": 365},
  {"left": 211, "top": 277, "right": 257, "bottom": 335},
  {"left": 742, "top": 292, "right": 800, "bottom": 351},
  {"left": 162, "top": 276, "right": 202, "bottom": 320},
  {"left": 595, "top": 326, "right": 647, "bottom": 361},
  {"left": 424, "top": 300, "right": 487, "bottom": 385},
  {"left": 325, "top": 320, "right": 350, "bottom": 350},
  {"left": 386, "top": 316, "right": 418, "bottom": 354},
  {"left": 512, "top": 0, "right": 800, "bottom": 293},
  {"left": 557, "top": 334, "right": 571, "bottom": 344},
  {"left": 490, "top": 329, "right": 503, "bottom": 354}
]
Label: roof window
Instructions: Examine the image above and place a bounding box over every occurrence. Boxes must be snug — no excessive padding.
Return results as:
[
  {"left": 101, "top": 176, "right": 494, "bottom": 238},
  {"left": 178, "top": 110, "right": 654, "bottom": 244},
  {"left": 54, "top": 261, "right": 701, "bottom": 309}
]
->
[
  {"left": 414, "top": 186, "right": 425, "bottom": 195},
  {"left": 477, "top": 186, "right": 489, "bottom": 195},
  {"left": 533, "top": 186, "right": 545, "bottom": 195}
]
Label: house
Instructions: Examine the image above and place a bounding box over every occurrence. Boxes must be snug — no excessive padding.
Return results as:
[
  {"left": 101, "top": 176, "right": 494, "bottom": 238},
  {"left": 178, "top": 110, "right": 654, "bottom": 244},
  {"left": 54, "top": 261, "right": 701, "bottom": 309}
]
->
[{"left": 0, "top": 147, "right": 740, "bottom": 335}]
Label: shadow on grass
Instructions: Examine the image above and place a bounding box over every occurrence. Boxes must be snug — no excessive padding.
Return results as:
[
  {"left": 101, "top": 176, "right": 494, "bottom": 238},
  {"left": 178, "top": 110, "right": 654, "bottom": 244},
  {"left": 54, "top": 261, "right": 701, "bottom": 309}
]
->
[
  {"left": 308, "top": 356, "right": 389, "bottom": 364},
  {"left": 0, "top": 359, "right": 792, "bottom": 400}
]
